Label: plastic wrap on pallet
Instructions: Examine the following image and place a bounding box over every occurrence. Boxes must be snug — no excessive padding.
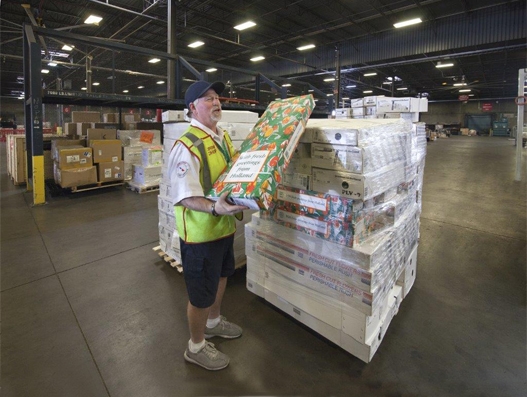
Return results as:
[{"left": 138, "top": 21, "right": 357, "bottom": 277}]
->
[
  {"left": 132, "top": 164, "right": 161, "bottom": 187},
  {"left": 411, "top": 122, "right": 427, "bottom": 164},
  {"left": 306, "top": 117, "right": 412, "bottom": 147},
  {"left": 312, "top": 163, "right": 406, "bottom": 201}
]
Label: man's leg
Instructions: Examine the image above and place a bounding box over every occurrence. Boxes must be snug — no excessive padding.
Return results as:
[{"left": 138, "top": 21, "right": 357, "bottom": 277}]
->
[
  {"left": 187, "top": 302, "right": 209, "bottom": 343},
  {"left": 208, "top": 276, "right": 227, "bottom": 320}
]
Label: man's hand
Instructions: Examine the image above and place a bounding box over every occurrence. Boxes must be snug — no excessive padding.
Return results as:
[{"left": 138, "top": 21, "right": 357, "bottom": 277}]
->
[{"left": 214, "top": 191, "right": 249, "bottom": 215}]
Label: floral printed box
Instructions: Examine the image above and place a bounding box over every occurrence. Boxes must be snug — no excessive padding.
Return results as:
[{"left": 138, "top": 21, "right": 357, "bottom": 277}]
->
[{"left": 208, "top": 95, "right": 315, "bottom": 210}]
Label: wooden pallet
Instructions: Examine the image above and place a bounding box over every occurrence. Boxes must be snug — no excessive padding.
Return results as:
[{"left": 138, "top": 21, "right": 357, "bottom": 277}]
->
[
  {"left": 70, "top": 181, "right": 124, "bottom": 193},
  {"left": 153, "top": 245, "right": 183, "bottom": 273},
  {"left": 126, "top": 182, "right": 160, "bottom": 194}
]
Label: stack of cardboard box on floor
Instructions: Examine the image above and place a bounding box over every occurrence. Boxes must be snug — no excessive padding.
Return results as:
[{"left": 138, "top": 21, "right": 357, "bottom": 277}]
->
[
  {"left": 335, "top": 96, "right": 428, "bottom": 122},
  {"left": 54, "top": 110, "right": 163, "bottom": 189},
  {"left": 244, "top": 116, "right": 427, "bottom": 363},
  {"left": 156, "top": 109, "right": 259, "bottom": 268}
]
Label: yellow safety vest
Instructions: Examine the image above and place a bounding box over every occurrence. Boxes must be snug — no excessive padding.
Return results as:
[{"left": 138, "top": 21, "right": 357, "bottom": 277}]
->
[{"left": 174, "top": 126, "right": 238, "bottom": 243}]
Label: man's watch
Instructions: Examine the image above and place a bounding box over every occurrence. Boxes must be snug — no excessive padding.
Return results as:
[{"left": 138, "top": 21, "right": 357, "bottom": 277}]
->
[{"left": 211, "top": 201, "right": 219, "bottom": 217}]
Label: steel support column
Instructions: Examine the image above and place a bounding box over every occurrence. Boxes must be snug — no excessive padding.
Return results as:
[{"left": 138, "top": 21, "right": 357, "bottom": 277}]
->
[
  {"left": 23, "top": 24, "right": 46, "bottom": 205},
  {"left": 515, "top": 68, "right": 526, "bottom": 182}
]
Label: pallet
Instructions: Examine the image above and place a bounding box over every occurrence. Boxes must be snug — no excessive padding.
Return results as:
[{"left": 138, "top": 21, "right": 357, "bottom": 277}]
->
[
  {"left": 126, "top": 181, "right": 160, "bottom": 194},
  {"left": 70, "top": 181, "right": 124, "bottom": 193},
  {"left": 153, "top": 245, "right": 183, "bottom": 273}
]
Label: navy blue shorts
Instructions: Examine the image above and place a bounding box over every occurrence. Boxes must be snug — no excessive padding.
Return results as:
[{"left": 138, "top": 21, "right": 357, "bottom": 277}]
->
[{"left": 180, "top": 235, "right": 235, "bottom": 309}]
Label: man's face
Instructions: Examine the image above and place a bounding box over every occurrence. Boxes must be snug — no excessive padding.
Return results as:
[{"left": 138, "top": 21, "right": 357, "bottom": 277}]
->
[{"left": 191, "top": 88, "right": 222, "bottom": 124}]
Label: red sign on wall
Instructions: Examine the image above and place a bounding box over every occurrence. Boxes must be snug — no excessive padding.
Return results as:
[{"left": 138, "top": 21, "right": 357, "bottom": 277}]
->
[
  {"left": 458, "top": 95, "right": 469, "bottom": 101},
  {"left": 482, "top": 103, "right": 493, "bottom": 111}
]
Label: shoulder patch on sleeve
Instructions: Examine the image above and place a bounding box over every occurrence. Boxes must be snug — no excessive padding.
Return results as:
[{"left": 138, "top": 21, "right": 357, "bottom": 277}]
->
[{"left": 176, "top": 161, "right": 190, "bottom": 178}]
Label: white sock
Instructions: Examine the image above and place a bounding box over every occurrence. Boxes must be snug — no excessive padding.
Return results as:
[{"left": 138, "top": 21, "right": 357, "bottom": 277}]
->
[
  {"left": 206, "top": 316, "right": 221, "bottom": 329},
  {"left": 188, "top": 339, "right": 206, "bottom": 353}
]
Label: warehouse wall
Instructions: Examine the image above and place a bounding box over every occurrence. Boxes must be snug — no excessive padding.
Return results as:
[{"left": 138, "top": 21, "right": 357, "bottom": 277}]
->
[{"left": 421, "top": 99, "right": 523, "bottom": 129}]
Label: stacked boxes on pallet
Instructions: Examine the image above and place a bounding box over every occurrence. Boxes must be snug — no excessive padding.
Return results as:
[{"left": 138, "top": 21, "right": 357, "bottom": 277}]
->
[
  {"left": 157, "top": 110, "right": 259, "bottom": 267},
  {"left": 336, "top": 96, "right": 428, "bottom": 123},
  {"left": 245, "top": 117, "right": 427, "bottom": 363}
]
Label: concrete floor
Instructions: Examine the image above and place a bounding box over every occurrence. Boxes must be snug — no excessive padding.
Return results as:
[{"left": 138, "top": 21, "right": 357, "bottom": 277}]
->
[{"left": 1, "top": 136, "right": 526, "bottom": 397}]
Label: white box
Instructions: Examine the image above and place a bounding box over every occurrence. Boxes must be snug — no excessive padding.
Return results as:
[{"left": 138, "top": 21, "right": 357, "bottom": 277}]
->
[
  {"left": 163, "top": 122, "right": 190, "bottom": 140},
  {"left": 162, "top": 110, "right": 186, "bottom": 123},
  {"left": 311, "top": 143, "right": 363, "bottom": 173},
  {"left": 219, "top": 110, "right": 259, "bottom": 123},
  {"left": 157, "top": 194, "right": 173, "bottom": 214},
  {"left": 335, "top": 108, "right": 353, "bottom": 117},
  {"left": 352, "top": 107, "right": 364, "bottom": 117},
  {"left": 376, "top": 97, "right": 394, "bottom": 113},
  {"left": 132, "top": 164, "right": 161, "bottom": 186},
  {"left": 142, "top": 145, "right": 163, "bottom": 167},
  {"left": 351, "top": 98, "right": 364, "bottom": 108},
  {"left": 397, "top": 243, "right": 418, "bottom": 298},
  {"left": 281, "top": 172, "right": 310, "bottom": 190},
  {"left": 122, "top": 146, "right": 143, "bottom": 180},
  {"left": 217, "top": 122, "right": 254, "bottom": 141},
  {"left": 419, "top": 98, "right": 428, "bottom": 112},
  {"left": 363, "top": 96, "right": 380, "bottom": 106}
]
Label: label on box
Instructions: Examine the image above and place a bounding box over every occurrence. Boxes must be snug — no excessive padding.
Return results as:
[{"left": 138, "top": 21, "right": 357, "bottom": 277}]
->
[
  {"left": 224, "top": 151, "right": 269, "bottom": 183},
  {"left": 67, "top": 155, "right": 80, "bottom": 163},
  {"left": 112, "top": 156, "right": 118, "bottom": 162},
  {"left": 276, "top": 209, "right": 328, "bottom": 235},
  {"left": 140, "top": 131, "right": 154, "bottom": 144},
  {"left": 105, "top": 169, "right": 111, "bottom": 178},
  {"left": 276, "top": 188, "right": 327, "bottom": 212}
]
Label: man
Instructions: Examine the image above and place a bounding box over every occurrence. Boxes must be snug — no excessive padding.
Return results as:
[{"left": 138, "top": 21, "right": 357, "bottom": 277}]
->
[{"left": 167, "top": 81, "right": 248, "bottom": 371}]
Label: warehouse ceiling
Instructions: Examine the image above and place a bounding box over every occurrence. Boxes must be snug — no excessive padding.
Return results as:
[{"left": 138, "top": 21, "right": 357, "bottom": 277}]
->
[{"left": 1, "top": 0, "right": 525, "bottom": 110}]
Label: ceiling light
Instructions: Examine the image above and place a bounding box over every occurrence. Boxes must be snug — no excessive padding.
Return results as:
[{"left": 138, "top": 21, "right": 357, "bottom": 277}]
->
[
  {"left": 342, "top": 97, "right": 350, "bottom": 100},
  {"left": 148, "top": 58, "right": 161, "bottom": 63},
  {"left": 188, "top": 41, "right": 204, "bottom": 48},
  {"left": 81, "top": 87, "right": 87, "bottom": 90},
  {"left": 397, "top": 87, "right": 408, "bottom": 90},
  {"left": 454, "top": 83, "right": 467, "bottom": 86},
  {"left": 92, "top": 82, "right": 100, "bottom": 86},
  {"left": 308, "top": 89, "right": 314, "bottom": 92},
  {"left": 282, "top": 83, "right": 291, "bottom": 87},
  {"left": 48, "top": 62, "right": 57, "bottom": 67},
  {"left": 84, "top": 15, "right": 103, "bottom": 25},
  {"left": 206, "top": 68, "right": 217, "bottom": 72},
  {"left": 323, "top": 78, "right": 335, "bottom": 82},
  {"left": 137, "top": 86, "right": 144, "bottom": 89},
  {"left": 41, "top": 69, "right": 49, "bottom": 74},
  {"left": 123, "top": 90, "right": 129, "bottom": 93},
  {"left": 18, "top": 96, "right": 24, "bottom": 99},
  {"left": 468, "top": 94, "right": 474, "bottom": 97},
  {"left": 459, "top": 89, "right": 471, "bottom": 92},
  {"left": 62, "top": 44, "right": 74, "bottom": 51},
  {"left": 442, "top": 82, "right": 448, "bottom": 85},
  {"left": 250, "top": 56, "right": 265, "bottom": 62},
  {"left": 393, "top": 18, "right": 422, "bottom": 28},
  {"left": 297, "top": 44, "right": 315, "bottom": 51},
  {"left": 383, "top": 81, "right": 392, "bottom": 85},
  {"left": 346, "top": 85, "right": 356, "bottom": 88},
  {"left": 364, "top": 72, "right": 377, "bottom": 77},
  {"left": 436, "top": 62, "right": 454, "bottom": 68},
  {"left": 234, "top": 21, "right": 256, "bottom": 31},
  {"left": 157, "top": 81, "right": 165, "bottom": 84},
  {"left": 363, "top": 90, "right": 373, "bottom": 93},
  {"left": 327, "top": 94, "right": 333, "bottom": 97}
]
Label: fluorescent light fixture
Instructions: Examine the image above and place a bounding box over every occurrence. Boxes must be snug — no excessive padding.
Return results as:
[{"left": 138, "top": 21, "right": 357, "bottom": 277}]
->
[
  {"left": 297, "top": 44, "right": 315, "bottom": 51},
  {"left": 383, "top": 81, "right": 392, "bottom": 85},
  {"left": 148, "top": 58, "right": 161, "bottom": 63},
  {"left": 436, "top": 62, "right": 454, "bottom": 68},
  {"left": 188, "top": 41, "right": 204, "bottom": 48},
  {"left": 363, "top": 90, "right": 373, "bottom": 93},
  {"left": 323, "top": 78, "right": 335, "bottom": 82},
  {"left": 396, "top": 87, "right": 408, "bottom": 90},
  {"left": 157, "top": 80, "right": 165, "bottom": 84},
  {"left": 282, "top": 83, "right": 291, "bottom": 87},
  {"left": 327, "top": 94, "right": 333, "bottom": 96},
  {"left": 92, "top": 82, "right": 100, "bottom": 86},
  {"left": 84, "top": 15, "right": 103, "bottom": 25},
  {"left": 468, "top": 94, "right": 474, "bottom": 97},
  {"left": 454, "top": 83, "right": 467, "bottom": 86},
  {"left": 48, "top": 62, "right": 57, "bottom": 67},
  {"left": 342, "top": 97, "right": 350, "bottom": 100},
  {"left": 459, "top": 89, "right": 471, "bottom": 92},
  {"left": 346, "top": 85, "right": 356, "bottom": 88},
  {"left": 41, "top": 69, "right": 49, "bottom": 74},
  {"left": 308, "top": 89, "right": 314, "bottom": 92},
  {"left": 81, "top": 87, "right": 87, "bottom": 90},
  {"left": 206, "top": 68, "right": 217, "bottom": 72},
  {"left": 123, "top": 90, "right": 129, "bottom": 93},
  {"left": 234, "top": 21, "right": 256, "bottom": 31},
  {"left": 62, "top": 44, "right": 74, "bottom": 51},
  {"left": 137, "top": 86, "right": 144, "bottom": 89},
  {"left": 250, "top": 56, "right": 265, "bottom": 62},
  {"left": 364, "top": 72, "right": 377, "bottom": 77},
  {"left": 393, "top": 18, "right": 422, "bottom": 28}
]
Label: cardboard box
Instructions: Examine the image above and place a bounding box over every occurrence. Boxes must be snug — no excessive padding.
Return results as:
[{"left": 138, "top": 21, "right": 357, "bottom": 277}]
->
[
  {"left": 71, "top": 111, "right": 100, "bottom": 123},
  {"left": 103, "top": 113, "right": 116, "bottom": 123},
  {"left": 117, "top": 129, "right": 161, "bottom": 146},
  {"left": 92, "top": 123, "right": 120, "bottom": 130},
  {"left": 123, "top": 146, "right": 143, "bottom": 180},
  {"left": 311, "top": 142, "right": 363, "bottom": 173},
  {"left": 142, "top": 145, "right": 163, "bottom": 167},
  {"left": 335, "top": 108, "right": 353, "bottom": 118},
  {"left": 97, "top": 160, "right": 124, "bottom": 182},
  {"left": 217, "top": 122, "right": 255, "bottom": 142},
  {"left": 208, "top": 95, "right": 315, "bottom": 210},
  {"left": 162, "top": 110, "right": 186, "bottom": 122},
  {"left": 397, "top": 243, "right": 418, "bottom": 298},
  {"left": 87, "top": 128, "right": 117, "bottom": 144},
  {"left": 51, "top": 139, "right": 85, "bottom": 160},
  {"left": 90, "top": 140, "right": 122, "bottom": 163},
  {"left": 53, "top": 162, "right": 97, "bottom": 188},
  {"left": 350, "top": 98, "right": 364, "bottom": 108},
  {"left": 133, "top": 164, "right": 162, "bottom": 186},
  {"left": 64, "top": 122, "right": 78, "bottom": 137},
  {"left": 57, "top": 146, "right": 93, "bottom": 169},
  {"left": 163, "top": 122, "right": 191, "bottom": 140}
]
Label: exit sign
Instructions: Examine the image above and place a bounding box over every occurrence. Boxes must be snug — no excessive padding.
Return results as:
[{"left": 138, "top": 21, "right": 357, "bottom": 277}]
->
[{"left": 482, "top": 103, "right": 493, "bottom": 111}]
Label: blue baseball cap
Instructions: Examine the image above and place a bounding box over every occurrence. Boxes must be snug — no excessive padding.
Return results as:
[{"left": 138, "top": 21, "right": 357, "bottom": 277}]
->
[{"left": 185, "top": 80, "right": 225, "bottom": 108}]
